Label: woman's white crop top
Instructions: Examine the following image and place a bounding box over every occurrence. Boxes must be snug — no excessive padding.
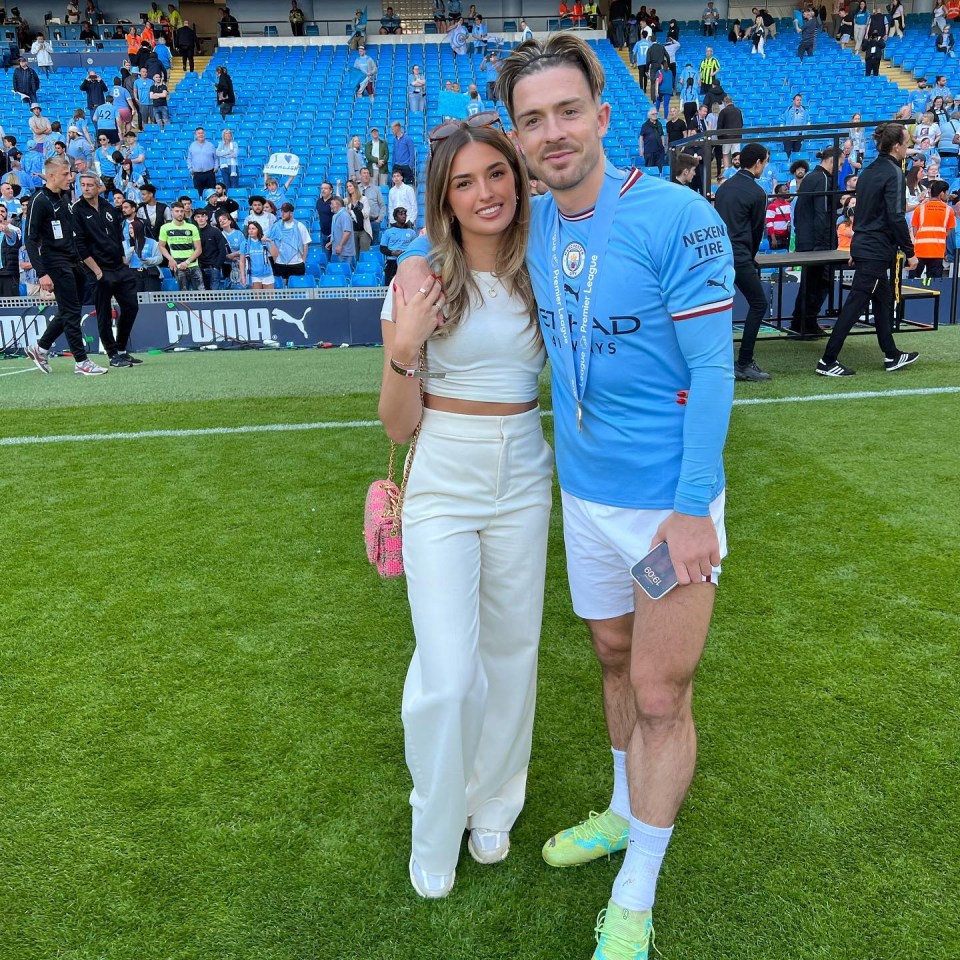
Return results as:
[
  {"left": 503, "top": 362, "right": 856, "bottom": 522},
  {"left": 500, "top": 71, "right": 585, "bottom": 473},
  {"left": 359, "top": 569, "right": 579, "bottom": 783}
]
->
[{"left": 381, "top": 272, "right": 545, "bottom": 403}]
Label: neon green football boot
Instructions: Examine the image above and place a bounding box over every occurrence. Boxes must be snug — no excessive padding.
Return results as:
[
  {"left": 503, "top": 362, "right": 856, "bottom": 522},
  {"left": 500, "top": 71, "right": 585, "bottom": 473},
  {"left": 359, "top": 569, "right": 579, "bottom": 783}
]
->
[
  {"left": 592, "top": 899, "right": 653, "bottom": 960},
  {"left": 541, "top": 808, "right": 629, "bottom": 867}
]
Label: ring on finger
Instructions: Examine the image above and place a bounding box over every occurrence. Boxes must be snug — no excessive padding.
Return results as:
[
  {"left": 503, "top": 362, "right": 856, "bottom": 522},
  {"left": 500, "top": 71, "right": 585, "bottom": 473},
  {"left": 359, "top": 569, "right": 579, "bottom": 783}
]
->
[{"left": 417, "top": 286, "right": 428, "bottom": 295}]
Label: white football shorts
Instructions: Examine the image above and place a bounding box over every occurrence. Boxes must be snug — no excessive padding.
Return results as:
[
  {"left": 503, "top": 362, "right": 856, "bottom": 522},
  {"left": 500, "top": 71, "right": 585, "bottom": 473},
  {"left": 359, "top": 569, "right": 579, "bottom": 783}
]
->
[{"left": 561, "top": 489, "right": 727, "bottom": 621}]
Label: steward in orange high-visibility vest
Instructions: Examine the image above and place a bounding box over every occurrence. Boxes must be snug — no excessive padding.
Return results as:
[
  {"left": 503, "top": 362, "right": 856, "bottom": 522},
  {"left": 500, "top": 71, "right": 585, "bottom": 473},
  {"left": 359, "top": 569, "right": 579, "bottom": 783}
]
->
[{"left": 910, "top": 180, "right": 956, "bottom": 279}]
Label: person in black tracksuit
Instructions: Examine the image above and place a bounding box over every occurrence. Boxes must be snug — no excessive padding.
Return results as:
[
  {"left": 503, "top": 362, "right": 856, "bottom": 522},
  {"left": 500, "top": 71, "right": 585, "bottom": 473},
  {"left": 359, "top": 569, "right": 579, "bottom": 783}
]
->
[
  {"left": 25, "top": 156, "right": 107, "bottom": 374},
  {"left": 863, "top": 30, "right": 884, "bottom": 77},
  {"left": 645, "top": 39, "right": 668, "bottom": 102},
  {"left": 818, "top": 122, "right": 919, "bottom": 376},
  {"left": 73, "top": 171, "right": 141, "bottom": 367},
  {"left": 791, "top": 146, "right": 841, "bottom": 336},
  {"left": 0, "top": 205, "right": 22, "bottom": 296},
  {"left": 193, "top": 207, "right": 229, "bottom": 291},
  {"left": 714, "top": 141, "right": 772, "bottom": 382}
]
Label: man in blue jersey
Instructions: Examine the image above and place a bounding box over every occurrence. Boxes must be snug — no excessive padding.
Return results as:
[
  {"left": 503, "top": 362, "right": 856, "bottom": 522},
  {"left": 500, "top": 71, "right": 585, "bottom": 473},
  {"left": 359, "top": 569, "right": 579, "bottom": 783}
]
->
[
  {"left": 630, "top": 29, "right": 652, "bottom": 92},
  {"left": 397, "top": 33, "right": 734, "bottom": 959},
  {"left": 133, "top": 66, "right": 154, "bottom": 128},
  {"left": 781, "top": 92, "right": 811, "bottom": 158},
  {"left": 910, "top": 77, "right": 931, "bottom": 118}
]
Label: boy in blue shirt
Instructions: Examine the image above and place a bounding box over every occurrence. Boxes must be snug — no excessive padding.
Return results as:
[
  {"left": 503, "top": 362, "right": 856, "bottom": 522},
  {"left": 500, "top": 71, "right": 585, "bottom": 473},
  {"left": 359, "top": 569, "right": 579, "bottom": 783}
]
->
[{"left": 379, "top": 206, "right": 416, "bottom": 284}]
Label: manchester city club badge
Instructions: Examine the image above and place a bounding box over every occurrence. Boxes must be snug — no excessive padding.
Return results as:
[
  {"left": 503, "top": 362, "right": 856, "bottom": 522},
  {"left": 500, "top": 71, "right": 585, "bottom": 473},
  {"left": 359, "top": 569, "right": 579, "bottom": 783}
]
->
[{"left": 562, "top": 241, "right": 586, "bottom": 279}]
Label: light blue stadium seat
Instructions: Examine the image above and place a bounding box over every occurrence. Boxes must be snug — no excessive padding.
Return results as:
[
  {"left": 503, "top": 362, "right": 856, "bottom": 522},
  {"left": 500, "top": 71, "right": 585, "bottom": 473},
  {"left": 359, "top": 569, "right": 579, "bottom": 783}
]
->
[{"left": 287, "top": 275, "right": 315, "bottom": 288}]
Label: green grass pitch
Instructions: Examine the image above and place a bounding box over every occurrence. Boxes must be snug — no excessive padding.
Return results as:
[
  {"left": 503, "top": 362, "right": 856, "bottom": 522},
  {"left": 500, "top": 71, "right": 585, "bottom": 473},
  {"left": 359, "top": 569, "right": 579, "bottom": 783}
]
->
[{"left": 1, "top": 328, "right": 958, "bottom": 960}]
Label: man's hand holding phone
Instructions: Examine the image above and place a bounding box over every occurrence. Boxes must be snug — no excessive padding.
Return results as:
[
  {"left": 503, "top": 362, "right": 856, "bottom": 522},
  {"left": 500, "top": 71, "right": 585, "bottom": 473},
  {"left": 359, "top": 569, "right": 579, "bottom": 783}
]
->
[{"left": 648, "top": 511, "right": 720, "bottom": 587}]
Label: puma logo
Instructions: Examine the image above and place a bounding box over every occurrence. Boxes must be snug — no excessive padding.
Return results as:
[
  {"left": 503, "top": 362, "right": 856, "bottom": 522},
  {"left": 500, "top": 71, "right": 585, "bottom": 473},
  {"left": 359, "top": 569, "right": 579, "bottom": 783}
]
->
[
  {"left": 706, "top": 278, "right": 729, "bottom": 293},
  {"left": 269, "top": 306, "right": 312, "bottom": 337}
]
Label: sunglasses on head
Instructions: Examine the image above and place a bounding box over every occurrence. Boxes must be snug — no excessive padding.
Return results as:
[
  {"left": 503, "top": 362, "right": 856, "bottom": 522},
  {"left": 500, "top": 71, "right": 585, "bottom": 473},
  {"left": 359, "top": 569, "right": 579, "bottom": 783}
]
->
[{"left": 428, "top": 110, "right": 503, "bottom": 146}]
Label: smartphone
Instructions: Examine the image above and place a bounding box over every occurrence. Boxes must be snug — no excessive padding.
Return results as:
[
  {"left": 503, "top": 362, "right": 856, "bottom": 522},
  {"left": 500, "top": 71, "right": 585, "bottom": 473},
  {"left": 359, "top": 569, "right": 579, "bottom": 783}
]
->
[{"left": 630, "top": 541, "right": 679, "bottom": 601}]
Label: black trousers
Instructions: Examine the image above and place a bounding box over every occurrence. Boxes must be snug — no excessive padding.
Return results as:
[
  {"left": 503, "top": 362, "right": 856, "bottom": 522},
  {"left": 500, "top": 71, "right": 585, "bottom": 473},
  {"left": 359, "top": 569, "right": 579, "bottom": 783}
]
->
[
  {"left": 36, "top": 262, "right": 89, "bottom": 362},
  {"left": 193, "top": 170, "right": 216, "bottom": 197},
  {"left": 0, "top": 274, "right": 19, "bottom": 296},
  {"left": 784, "top": 137, "right": 802, "bottom": 157},
  {"left": 798, "top": 38, "right": 815, "bottom": 58},
  {"left": 865, "top": 59, "right": 880, "bottom": 76},
  {"left": 133, "top": 267, "right": 161, "bottom": 294},
  {"left": 683, "top": 101, "right": 698, "bottom": 125},
  {"left": 637, "top": 64, "right": 648, "bottom": 92},
  {"left": 792, "top": 258, "right": 832, "bottom": 331},
  {"left": 271, "top": 262, "right": 306, "bottom": 281},
  {"left": 734, "top": 263, "right": 769, "bottom": 364},
  {"left": 822, "top": 258, "right": 899, "bottom": 364},
  {"left": 94, "top": 265, "right": 139, "bottom": 354},
  {"left": 180, "top": 47, "right": 195, "bottom": 71},
  {"left": 911, "top": 257, "right": 943, "bottom": 279}
]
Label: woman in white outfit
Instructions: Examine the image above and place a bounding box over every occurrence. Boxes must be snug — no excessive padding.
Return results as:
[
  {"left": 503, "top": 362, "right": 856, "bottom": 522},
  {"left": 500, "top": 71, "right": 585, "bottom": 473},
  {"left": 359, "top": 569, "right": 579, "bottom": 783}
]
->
[{"left": 378, "top": 115, "right": 552, "bottom": 900}]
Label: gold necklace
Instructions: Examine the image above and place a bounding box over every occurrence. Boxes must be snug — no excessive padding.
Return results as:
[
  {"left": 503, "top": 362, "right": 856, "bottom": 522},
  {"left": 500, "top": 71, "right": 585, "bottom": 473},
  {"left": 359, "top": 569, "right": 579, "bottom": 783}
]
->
[{"left": 475, "top": 271, "right": 501, "bottom": 298}]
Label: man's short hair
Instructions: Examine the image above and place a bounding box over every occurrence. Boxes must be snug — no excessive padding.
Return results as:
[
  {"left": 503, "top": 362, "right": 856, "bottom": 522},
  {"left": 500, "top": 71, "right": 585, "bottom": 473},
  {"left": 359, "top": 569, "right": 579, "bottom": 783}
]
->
[
  {"left": 171, "top": 201, "right": 184, "bottom": 210},
  {"left": 79, "top": 172, "right": 102, "bottom": 186},
  {"left": 494, "top": 33, "right": 605, "bottom": 123},
  {"left": 930, "top": 179, "right": 950, "bottom": 198},
  {"left": 179, "top": 194, "right": 192, "bottom": 203},
  {"left": 739, "top": 142, "right": 769, "bottom": 168},
  {"left": 280, "top": 201, "right": 294, "bottom": 212},
  {"left": 44, "top": 154, "right": 71, "bottom": 172},
  {"left": 674, "top": 153, "right": 699, "bottom": 176},
  {"left": 249, "top": 194, "right": 266, "bottom": 204},
  {"left": 141, "top": 183, "right": 157, "bottom": 195},
  {"left": 819, "top": 146, "right": 842, "bottom": 163}
]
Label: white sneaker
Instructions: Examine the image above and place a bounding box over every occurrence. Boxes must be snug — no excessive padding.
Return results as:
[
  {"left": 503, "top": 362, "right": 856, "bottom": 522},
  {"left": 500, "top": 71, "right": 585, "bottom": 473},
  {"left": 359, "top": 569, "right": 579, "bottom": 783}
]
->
[
  {"left": 26, "top": 344, "right": 51, "bottom": 374},
  {"left": 74, "top": 359, "right": 109, "bottom": 376},
  {"left": 467, "top": 828, "right": 510, "bottom": 865},
  {"left": 408, "top": 855, "right": 455, "bottom": 899}
]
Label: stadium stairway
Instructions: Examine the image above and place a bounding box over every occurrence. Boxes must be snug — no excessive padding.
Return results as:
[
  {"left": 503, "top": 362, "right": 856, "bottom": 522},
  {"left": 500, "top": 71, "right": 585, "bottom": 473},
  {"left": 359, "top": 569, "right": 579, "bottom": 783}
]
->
[{"left": 167, "top": 54, "right": 213, "bottom": 93}]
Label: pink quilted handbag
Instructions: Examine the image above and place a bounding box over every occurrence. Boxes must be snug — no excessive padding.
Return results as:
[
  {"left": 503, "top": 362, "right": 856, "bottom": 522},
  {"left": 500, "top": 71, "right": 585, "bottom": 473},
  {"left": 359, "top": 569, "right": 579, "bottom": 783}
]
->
[{"left": 364, "top": 433, "right": 419, "bottom": 579}]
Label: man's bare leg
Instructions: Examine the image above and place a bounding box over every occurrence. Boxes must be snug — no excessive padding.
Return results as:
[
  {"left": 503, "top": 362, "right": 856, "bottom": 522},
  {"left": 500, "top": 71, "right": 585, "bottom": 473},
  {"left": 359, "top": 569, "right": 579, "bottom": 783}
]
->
[
  {"left": 609, "top": 582, "right": 715, "bottom": 912},
  {"left": 541, "top": 613, "right": 637, "bottom": 866}
]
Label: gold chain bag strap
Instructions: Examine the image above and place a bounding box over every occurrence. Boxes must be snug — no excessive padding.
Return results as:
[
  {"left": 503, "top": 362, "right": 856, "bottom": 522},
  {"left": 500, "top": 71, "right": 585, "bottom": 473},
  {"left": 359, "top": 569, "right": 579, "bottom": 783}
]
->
[{"left": 363, "top": 346, "right": 425, "bottom": 578}]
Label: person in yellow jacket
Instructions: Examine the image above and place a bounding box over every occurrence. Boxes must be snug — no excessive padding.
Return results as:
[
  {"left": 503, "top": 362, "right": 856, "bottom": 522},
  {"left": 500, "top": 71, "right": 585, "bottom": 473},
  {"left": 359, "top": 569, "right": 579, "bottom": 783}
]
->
[{"left": 910, "top": 179, "right": 956, "bottom": 281}]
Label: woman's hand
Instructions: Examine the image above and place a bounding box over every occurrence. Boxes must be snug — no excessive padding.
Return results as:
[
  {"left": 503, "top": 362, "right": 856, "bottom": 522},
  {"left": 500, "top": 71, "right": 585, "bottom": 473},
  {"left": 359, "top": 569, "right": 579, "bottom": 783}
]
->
[{"left": 392, "top": 275, "right": 446, "bottom": 362}]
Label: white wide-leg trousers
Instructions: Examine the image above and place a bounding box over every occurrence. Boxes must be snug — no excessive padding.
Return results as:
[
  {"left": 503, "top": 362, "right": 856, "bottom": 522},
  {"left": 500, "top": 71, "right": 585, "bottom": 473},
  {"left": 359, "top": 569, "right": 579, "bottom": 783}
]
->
[{"left": 401, "top": 406, "right": 553, "bottom": 874}]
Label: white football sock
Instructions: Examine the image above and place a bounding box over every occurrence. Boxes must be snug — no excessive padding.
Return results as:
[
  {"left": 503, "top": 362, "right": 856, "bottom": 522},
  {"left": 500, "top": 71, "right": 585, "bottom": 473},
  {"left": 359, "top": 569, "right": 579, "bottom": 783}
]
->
[
  {"left": 611, "top": 818, "right": 674, "bottom": 912},
  {"left": 610, "top": 747, "right": 630, "bottom": 820}
]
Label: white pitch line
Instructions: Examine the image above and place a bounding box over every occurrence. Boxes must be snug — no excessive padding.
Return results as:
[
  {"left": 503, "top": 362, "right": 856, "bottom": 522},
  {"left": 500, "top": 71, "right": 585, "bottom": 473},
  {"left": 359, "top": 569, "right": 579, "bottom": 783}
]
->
[
  {"left": 732, "top": 385, "right": 960, "bottom": 406},
  {"left": 0, "top": 367, "right": 39, "bottom": 378},
  {"left": 0, "top": 385, "right": 957, "bottom": 448}
]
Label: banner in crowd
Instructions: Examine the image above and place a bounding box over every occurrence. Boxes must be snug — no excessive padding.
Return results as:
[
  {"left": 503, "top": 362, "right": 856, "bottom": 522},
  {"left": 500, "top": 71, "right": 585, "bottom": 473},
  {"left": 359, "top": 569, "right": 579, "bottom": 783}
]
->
[
  {"left": 263, "top": 153, "right": 302, "bottom": 178},
  {"left": 438, "top": 91, "right": 471, "bottom": 119},
  {"left": 0, "top": 296, "right": 386, "bottom": 353}
]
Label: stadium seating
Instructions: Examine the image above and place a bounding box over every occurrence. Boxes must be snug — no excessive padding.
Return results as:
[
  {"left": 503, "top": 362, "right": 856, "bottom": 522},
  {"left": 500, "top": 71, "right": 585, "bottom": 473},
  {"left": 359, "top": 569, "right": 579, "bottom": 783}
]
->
[{"left": 0, "top": 25, "right": 935, "bottom": 291}]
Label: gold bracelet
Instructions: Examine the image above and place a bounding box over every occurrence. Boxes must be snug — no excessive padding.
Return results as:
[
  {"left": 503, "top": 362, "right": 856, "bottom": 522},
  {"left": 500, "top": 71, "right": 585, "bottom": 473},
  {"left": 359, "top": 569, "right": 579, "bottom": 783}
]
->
[{"left": 390, "top": 356, "right": 446, "bottom": 379}]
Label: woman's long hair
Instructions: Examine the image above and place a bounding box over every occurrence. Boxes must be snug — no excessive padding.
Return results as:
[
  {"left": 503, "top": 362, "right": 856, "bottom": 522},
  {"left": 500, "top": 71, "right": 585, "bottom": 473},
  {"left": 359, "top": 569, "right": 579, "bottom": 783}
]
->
[{"left": 423, "top": 124, "right": 535, "bottom": 332}]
